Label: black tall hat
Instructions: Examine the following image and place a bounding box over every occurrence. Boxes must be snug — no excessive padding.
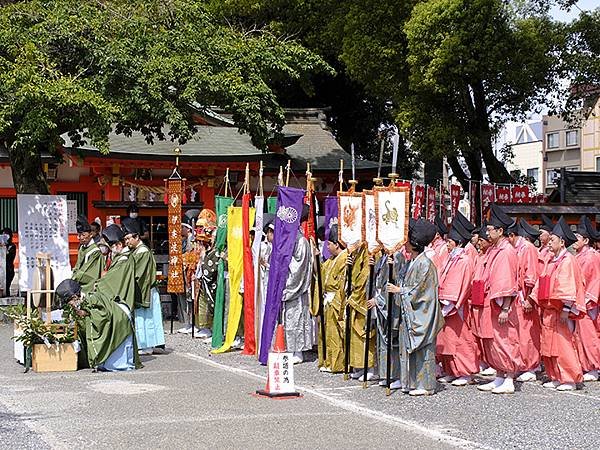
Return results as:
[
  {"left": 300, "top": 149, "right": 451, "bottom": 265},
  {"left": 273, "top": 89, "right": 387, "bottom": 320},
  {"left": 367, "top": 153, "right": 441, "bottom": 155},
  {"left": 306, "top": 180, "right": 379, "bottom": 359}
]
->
[
  {"left": 448, "top": 220, "right": 471, "bottom": 246},
  {"left": 551, "top": 216, "right": 577, "bottom": 247},
  {"left": 102, "top": 224, "right": 125, "bottom": 245},
  {"left": 518, "top": 218, "right": 541, "bottom": 241},
  {"left": 576, "top": 215, "right": 599, "bottom": 242},
  {"left": 121, "top": 217, "right": 142, "bottom": 236},
  {"left": 328, "top": 224, "right": 340, "bottom": 244},
  {"left": 76, "top": 215, "right": 91, "bottom": 233},
  {"left": 410, "top": 218, "right": 437, "bottom": 248},
  {"left": 55, "top": 279, "right": 81, "bottom": 307},
  {"left": 454, "top": 211, "right": 476, "bottom": 233},
  {"left": 434, "top": 214, "right": 448, "bottom": 236},
  {"left": 489, "top": 204, "right": 516, "bottom": 230},
  {"left": 478, "top": 220, "right": 491, "bottom": 241},
  {"left": 540, "top": 214, "right": 554, "bottom": 232}
]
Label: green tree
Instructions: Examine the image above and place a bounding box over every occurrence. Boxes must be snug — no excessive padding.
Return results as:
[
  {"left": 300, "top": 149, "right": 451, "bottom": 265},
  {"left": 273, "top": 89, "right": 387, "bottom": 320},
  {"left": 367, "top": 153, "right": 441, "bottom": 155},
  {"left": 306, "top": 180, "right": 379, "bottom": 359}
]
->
[
  {"left": 342, "top": 0, "right": 565, "bottom": 188},
  {"left": 0, "top": 0, "right": 331, "bottom": 193}
]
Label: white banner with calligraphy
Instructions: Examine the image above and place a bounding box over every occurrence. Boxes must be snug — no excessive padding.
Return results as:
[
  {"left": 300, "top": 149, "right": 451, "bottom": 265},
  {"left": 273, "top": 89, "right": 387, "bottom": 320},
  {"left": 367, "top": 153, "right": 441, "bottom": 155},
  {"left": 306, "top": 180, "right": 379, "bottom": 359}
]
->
[
  {"left": 338, "top": 192, "right": 364, "bottom": 250},
  {"left": 17, "top": 194, "right": 71, "bottom": 291},
  {"left": 363, "top": 191, "right": 380, "bottom": 255},
  {"left": 374, "top": 186, "right": 410, "bottom": 254}
]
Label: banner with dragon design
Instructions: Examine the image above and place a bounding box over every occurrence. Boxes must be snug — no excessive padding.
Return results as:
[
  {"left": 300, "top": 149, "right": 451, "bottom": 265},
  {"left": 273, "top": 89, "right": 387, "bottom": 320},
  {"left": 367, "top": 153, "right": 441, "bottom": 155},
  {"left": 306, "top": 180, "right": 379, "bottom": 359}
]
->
[
  {"left": 337, "top": 192, "right": 364, "bottom": 251},
  {"left": 374, "top": 185, "right": 410, "bottom": 254},
  {"left": 362, "top": 190, "right": 380, "bottom": 255}
]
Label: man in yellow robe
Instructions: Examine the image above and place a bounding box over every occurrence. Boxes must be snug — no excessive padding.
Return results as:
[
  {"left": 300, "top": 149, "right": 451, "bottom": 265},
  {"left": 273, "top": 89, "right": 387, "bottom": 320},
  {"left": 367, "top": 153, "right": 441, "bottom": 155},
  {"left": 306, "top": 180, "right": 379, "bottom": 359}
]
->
[
  {"left": 317, "top": 225, "right": 347, "bottom": 373},
  {"left": 347, "top": 242, "right": 375, "bottom": 381}
]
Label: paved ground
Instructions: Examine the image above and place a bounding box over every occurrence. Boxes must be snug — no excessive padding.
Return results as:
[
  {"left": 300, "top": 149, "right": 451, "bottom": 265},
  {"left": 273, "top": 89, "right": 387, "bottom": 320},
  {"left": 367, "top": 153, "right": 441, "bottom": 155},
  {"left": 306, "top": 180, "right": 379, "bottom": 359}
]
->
[{"left": 1, "top": 322, "right": 599, "bottom": 450}]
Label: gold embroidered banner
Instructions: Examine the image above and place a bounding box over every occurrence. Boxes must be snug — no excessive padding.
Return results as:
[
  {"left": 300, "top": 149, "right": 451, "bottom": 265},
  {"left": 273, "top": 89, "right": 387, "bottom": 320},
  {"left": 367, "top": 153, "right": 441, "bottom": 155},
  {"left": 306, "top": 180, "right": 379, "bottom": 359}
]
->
[
  {"left": 337, "top": 192, "right": 364, "bottom": 251},
  {"left": 374, "top": 185, "right": 410, "bottom": 254},
  {"left": 167, "top": 179, "right": 184, "bottom": 293}
]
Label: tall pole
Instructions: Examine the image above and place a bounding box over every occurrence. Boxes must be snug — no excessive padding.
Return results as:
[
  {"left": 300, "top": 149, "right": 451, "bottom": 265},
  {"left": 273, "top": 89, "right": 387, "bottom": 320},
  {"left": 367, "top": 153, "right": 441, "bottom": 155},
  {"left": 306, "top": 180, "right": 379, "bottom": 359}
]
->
[
  {"left": 362, "top": 262, "right": 375, "bottom": 388},
  {"left": 385, "top": 172, "right": 399, "bottom": 396}
]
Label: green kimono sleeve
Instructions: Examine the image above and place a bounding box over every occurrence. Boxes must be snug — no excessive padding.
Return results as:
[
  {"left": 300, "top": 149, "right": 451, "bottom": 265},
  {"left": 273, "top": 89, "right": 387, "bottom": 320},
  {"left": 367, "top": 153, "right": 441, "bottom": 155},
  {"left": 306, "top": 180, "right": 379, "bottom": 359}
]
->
[
  {"left": 131, "top": 244, "right": 157, "bottom": 308},
  {"left": 72, "top": 244, "right": 103, "bottom": 294}
]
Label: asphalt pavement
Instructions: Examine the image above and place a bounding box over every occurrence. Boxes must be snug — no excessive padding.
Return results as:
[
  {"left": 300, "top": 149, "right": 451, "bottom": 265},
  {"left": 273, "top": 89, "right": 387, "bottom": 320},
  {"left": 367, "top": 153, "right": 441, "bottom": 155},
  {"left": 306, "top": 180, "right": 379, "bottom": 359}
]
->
[{"left": 1, "top": 322, "right": 599, "bottom": 450}]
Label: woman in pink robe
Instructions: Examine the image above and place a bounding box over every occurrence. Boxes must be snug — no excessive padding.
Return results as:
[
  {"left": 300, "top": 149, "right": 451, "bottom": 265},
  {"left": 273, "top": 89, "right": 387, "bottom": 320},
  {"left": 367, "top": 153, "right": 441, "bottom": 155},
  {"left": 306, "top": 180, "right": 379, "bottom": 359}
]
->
[
  {"left": 508, "top": 219, "right": 541, "bottom": 382},
  {"left": 572, "top": 216, "right": 600, "bottom": 382},
  {"left": 476, "top": 205, "right": 520, "bottom": 395},
  {"left": 436, "top": 221, "right": 479, "bottom": 386},
  {"left": 530, "top": 217, "right": 585, "bottom": 391}
]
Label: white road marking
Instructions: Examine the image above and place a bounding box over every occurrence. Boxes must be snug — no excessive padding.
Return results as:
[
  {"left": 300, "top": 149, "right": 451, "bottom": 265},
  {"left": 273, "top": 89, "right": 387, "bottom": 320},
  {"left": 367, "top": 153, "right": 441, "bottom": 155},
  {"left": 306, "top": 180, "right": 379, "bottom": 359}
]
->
[{"left": 180, "top": 352, "right": 492, "bottom": 450}]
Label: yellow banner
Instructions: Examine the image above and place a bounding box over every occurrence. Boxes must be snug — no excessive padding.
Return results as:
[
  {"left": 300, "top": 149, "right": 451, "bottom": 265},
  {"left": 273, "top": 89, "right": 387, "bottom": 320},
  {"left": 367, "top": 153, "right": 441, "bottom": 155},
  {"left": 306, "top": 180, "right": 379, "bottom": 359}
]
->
[{"left": 212, "top": 205, "right": 255, "bottom": 353}]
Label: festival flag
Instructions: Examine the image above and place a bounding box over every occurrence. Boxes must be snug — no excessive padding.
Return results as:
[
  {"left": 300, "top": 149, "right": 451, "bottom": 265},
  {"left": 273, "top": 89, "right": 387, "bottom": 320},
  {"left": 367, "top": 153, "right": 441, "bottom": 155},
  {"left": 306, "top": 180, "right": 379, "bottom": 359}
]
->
[
  {"left": 267, "top": 196, "right": 278, "bottom": 214},
  {"left": 495, "top": 185, "right": 511, "bottom": 204},
  {"left": 412, "top": 184, "right": 425, "bottom": 219},
  {"left": 511, "top": 184, "right": 530, "bottom": 203},
  {"left": 426, "top": 185, "right": 436, "bottom": 222},
  {"left": 211, "top": 195, "right": 234, "bottom": 348},
  {"left": 439, "top": 183, "right": 447, "bottom": 224},
  {"left": 469, "top": 180, "right": 480, "bottom": 226},
  {"left": 301, "top": 193, "right": 315, "bottom": 240},
  {"left": 240, "top": 194, "right": 257, "bottom": 355},
  {"left": 338, "top": 191, "right": 364, "bottom": 251},
  {"left": 322, "top": 196, "right": 338, "bottom": 261},
  {"left": 363, "top": 191, "right": 380, "bottom": 255},
  {"left": 481, "top": 184, "right": 495, "bottom": 216},
  {"left": 167, "top": 179, "right": 184, "bottom": 293},
  {"left": 252, "top": 195, "right": 264, "bottom": 356},
  {"left": 213, "top": 205, "right": 254, "bottom": 354},
  {"left": 374, "top": 185, "right": 410, "bottom": 253},
  {"left": 450, "top": 184, "right": 461, "bottom": 219},
  {"left": 259, "top": 187, "right": 305, "bottom": 364}
]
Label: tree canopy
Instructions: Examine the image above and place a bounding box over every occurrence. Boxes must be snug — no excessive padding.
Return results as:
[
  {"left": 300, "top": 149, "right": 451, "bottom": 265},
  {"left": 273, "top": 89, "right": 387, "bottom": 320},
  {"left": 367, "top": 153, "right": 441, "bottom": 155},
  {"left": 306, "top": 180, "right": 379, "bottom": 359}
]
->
[{"left": 0, "top": 0, "right": 331, "bottom": 193}]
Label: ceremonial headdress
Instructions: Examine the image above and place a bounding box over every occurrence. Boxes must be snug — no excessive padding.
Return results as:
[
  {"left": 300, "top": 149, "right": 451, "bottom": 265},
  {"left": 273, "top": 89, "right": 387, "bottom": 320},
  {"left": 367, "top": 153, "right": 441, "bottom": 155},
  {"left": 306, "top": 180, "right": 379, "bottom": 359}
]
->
[
  {"left": 518, "top": 218, "right": 541, "bottom": 241},
  {"left": 121, "top": 217, "right": 141, "bottom": 236},
  {"left": 55, "top": 279, "right": 82, "bottom": 307},
  {"left": 478, "top": 220, "right": 491, "bottom": 241},
  {"left": 409, "top": 218, "right": 437, "bottom": 248},
  {"left": 183, "top": 209, "right": 200, "bottom": 231},
  {"left": 454, "top": 211, "right": 476, "bottom": 234},
  {"left": 195, "top": 208, "right": 217, "bottom": 241},
  {"left": 551, "top": 216, "right": 577, "bottom": 247},
  {"left": 539, "top": 214, "right": 554, "bottom": 232},
  {"left": 126, "top": 203, "right": 139, "bottom": 214},
  {"left": 76, "top": 215, "right": 92, "bottom": 233},
  {"left": 328, "top": 224, "right": 340, "bottom": 244},
  {"left": 434, "top": 214, "right": 448, "bottom": 236},
  {"left": 448, "top": 220, "right": 471, "bottom": 246},
  {"left": 488, "top": 204, "right": 515, "bottom": 231},
  {"left": 102, "top": 224, "right": 125, "bottom": 245},
  {"left": 576, "top": 215, "right": 599, "bottom": 242}
]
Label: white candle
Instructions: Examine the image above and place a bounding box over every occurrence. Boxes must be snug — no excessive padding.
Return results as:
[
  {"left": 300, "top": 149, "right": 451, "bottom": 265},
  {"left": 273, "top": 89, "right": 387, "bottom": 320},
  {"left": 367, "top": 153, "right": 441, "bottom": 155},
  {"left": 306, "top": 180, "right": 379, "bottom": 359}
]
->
[{"left": 351, "top": 143, "right": 356, "bottom": 180}]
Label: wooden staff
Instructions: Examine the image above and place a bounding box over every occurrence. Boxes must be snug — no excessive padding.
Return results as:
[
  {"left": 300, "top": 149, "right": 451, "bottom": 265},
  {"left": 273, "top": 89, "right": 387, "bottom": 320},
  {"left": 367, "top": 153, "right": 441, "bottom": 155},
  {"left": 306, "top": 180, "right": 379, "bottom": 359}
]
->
[
  {"left": 344, "top": 253, "right": 353, "bottom": 381},
  {"left": 307, "top": 163, "right": 327, "bottom": 362},
  {"left": 385, "top": 173, "right": 399, "bottom": 396},
  {"left": 224, "top": 168, "right": 230, "bottom": 198},
  {"left": 362, "top": 176, "right": 383, "bottom": 388}
]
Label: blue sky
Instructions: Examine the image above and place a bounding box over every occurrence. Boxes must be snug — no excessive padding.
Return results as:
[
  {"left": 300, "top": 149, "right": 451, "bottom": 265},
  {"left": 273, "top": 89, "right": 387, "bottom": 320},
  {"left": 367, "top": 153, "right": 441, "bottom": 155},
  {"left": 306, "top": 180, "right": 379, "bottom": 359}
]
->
[{"left": 551, "top": 0, "right": 599, "bottom": 22}]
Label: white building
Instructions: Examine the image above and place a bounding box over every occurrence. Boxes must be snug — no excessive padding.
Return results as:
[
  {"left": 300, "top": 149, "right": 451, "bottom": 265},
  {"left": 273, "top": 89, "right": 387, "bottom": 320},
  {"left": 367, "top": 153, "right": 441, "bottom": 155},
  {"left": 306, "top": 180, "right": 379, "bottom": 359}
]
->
[{"left": 504, "top": 120, "right": 544, "bottom": 193}]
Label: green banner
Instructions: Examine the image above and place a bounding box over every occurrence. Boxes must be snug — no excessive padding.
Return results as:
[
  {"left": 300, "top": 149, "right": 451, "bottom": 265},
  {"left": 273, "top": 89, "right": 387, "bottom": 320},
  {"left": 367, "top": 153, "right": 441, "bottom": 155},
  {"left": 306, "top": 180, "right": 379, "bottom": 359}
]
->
[
  {"left": 211, "top": 195, "right": 234, "bottom": 348},
  {"left": 267, "top": 196, "right": 277, "bottom": 214}
]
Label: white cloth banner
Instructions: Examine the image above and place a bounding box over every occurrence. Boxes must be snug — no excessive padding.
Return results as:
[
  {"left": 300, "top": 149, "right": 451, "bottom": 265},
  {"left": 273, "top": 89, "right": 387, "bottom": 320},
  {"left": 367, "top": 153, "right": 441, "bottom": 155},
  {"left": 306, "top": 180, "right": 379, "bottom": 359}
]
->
[
  {"left": 0, "top": 246, "right": 6, "bottom": 295},
  {"left": 338, "top": 193, "right": 363, "bottom": 249},
  {"left": 374, "top": 186, "right": 410, "bottom": 253},
  {"left": 363, "top": 191, "right": 380, "bottom": 255},
  {"left": 252, "top": 195, "right": 264, "bottom": 352},
  {"left": 17, "top": 195, "right": 72, "bottom": 291}
]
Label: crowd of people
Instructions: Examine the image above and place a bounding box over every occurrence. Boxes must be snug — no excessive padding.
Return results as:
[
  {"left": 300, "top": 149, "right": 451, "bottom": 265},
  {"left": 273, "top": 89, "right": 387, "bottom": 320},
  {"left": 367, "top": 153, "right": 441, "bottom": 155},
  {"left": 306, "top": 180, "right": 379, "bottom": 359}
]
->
[{"left": 55, "top": 201, "right": 600, "bottom": 397}]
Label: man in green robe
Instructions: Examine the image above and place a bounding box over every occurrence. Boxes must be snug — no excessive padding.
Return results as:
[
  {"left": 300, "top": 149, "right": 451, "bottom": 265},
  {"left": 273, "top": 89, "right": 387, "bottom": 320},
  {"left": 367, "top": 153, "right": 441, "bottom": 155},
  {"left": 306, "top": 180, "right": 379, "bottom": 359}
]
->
[
  {"left": 56, "top": 279, "right": 140, "bottom": 371},
  {"left": 388, "top": 218, "right": 444, "bottom": 396},
  {"left": 122, "top": 218, "right": 165, "bottom": 354},
  {"left": 71, "top": 216, "right": 103, "bottom": 294}
]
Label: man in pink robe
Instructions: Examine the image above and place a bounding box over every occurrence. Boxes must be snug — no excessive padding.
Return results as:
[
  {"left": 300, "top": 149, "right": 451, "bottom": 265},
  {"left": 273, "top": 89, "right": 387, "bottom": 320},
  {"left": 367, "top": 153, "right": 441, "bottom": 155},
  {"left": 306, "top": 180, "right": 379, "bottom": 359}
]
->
[
  {"left": 426, "top": 215, "right": 449, "bottom": 276},
  {"left": 538, "top": 214, "right": 554, "bottom": 271},
  {"left": 573, "top": 216, "right": 600, "bottom": 381},
  {"left": 476, "top": 204, "right": 520, "bottom": 395},
  {"left": 530, "top": 217, "right": 585, "bottom": 391},
  {"left": 507, "top": 219, "right": 541, "bottom": 382},
  {"left": 437, "top": 220, "right": 479, "bottom": 386}
]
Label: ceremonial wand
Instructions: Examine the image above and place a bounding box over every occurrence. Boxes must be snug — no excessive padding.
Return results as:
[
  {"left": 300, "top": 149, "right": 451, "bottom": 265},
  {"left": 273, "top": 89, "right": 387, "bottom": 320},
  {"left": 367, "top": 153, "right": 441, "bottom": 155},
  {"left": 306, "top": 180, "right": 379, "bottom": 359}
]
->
[
  {"left": 362, "top": 138, "right": 386, "bottom": 388},
  {"left": 385, "top": 135, "right": 400, "bottom": 396},
  {"left": 307, "top": 163, "right": 327, "bottom": 361}
]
